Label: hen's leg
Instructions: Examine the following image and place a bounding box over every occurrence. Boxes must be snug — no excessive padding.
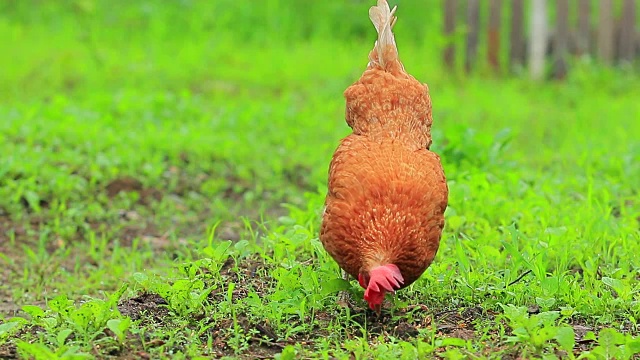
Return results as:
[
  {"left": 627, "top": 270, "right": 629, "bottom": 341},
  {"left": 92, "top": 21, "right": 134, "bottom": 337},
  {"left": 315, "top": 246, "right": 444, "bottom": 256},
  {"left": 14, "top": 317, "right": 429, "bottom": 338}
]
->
[{"left": 337, "top": 270, "right": 351, "bottom": 307}]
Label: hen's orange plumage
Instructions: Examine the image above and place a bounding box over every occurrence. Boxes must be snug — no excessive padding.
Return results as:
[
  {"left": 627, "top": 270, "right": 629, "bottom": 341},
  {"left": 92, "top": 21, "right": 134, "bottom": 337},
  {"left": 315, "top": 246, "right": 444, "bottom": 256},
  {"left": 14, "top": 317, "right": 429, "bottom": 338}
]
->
[{"left": 320, "top": 0, "right": 448, "bottom": 313}]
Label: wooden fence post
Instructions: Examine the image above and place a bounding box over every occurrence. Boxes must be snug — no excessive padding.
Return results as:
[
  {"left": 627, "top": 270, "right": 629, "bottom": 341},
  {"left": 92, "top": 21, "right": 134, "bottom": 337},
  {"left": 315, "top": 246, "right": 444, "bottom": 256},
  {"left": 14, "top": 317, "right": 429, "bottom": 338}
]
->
[
  {"left": 619, "top": 0, "right": 637, "bottom": 62},
  {"left": 597, "top": 0, "right": 614, "bottom": 64},
  {"left": 577, "top": 0, "right": 591, "bottom": 56},
  {"left": 554, "top": 0, "right": 569, "bottom": 79},
  {"left": 443, "top": 0, "right": 457, "bottom": 70},
  {"left": 529, "top": 0, "right": 548, "bottom": 79},
  {"left": 510, "top": 0, "right": 525, "bottom": 70},
  {"left": 488, "top": 0, "right": 502, "bottom": 72},
  {"left": 465, "top": 0, "right": 480, "bottom": 73}
]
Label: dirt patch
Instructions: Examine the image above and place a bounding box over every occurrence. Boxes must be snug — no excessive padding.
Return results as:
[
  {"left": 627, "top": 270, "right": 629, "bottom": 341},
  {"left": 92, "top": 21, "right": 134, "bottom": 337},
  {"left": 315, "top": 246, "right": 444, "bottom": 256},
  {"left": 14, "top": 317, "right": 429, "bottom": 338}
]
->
[
  {"left": 432, "top": 305, "right": 489, "bottom": 334},
  {"left": 392, "top": 321, "right": 420, "bottom": 337},
  {"left": 0, "top": 215, "right": 22, "bottom": 255},
  {"left": 572, "top": 324, "right": 596, "bottom": 352},
  {"left": 105, "top": 177, "right": 143, "bottom": 197},
  {"left": 118, "top": 293, "right": 170, "bottom": 325},
  {"left": 0, "top": 216, "right": 20, "bottom": 317},
  {"left": 282, "top": 164, "right": 317, "bottom": 193},
  {"left": 199, "top": 317, "right": 283, "bottom": 359},
  {"left": 0, "top": 323, "right": 47, "bottom": 360},
  {"left": 0, "top": 343, "right": 17, "bottom": 359},
  {"left": 105, "top": 177, "right": 163, "bottom": 205},
  {"left": 113, "top": 286, "right": 285, "bottom": 358},
  {"left": 0, "top": 300, "right": 22, "bottom": 318},
  {"left": 2, "top": 159, "right": 292, "bottom": 258}
]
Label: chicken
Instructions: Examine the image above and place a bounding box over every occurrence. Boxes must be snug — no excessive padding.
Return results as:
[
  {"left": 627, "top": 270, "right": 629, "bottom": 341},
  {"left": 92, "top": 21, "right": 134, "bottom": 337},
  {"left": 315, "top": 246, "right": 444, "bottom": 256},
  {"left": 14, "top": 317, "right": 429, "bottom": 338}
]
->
[{"left": 320, "top": 0, "right": 448, "bottom": 314}]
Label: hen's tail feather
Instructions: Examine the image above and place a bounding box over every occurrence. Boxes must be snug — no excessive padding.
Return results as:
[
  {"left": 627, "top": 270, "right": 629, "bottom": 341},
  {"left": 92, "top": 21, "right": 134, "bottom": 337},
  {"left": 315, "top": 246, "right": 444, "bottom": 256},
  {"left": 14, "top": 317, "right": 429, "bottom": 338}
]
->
[{"left": 368, "top": 0, "right": 398, "bottom": 69}]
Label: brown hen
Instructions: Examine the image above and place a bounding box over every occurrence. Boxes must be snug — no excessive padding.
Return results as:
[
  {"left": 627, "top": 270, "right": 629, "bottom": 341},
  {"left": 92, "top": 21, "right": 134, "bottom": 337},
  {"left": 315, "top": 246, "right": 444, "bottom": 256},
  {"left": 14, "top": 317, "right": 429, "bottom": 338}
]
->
[{"left": 320, "top": 0, "right": 448, "bottom": 314}]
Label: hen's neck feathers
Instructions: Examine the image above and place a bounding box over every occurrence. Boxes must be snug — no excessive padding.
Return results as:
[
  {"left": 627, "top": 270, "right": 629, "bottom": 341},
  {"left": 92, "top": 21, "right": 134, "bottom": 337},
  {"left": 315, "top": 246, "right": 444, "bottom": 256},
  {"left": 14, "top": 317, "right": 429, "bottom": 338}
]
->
[{"left": 344, "top": 0, "right": 432, "bottom": 150}]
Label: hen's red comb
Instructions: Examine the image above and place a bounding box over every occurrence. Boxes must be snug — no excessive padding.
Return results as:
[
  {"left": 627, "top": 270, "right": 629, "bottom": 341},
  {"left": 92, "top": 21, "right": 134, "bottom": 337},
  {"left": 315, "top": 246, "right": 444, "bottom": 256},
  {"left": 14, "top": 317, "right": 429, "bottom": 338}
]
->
[{"left": 363, "top": 264, "right": 404, "bottom": 311}]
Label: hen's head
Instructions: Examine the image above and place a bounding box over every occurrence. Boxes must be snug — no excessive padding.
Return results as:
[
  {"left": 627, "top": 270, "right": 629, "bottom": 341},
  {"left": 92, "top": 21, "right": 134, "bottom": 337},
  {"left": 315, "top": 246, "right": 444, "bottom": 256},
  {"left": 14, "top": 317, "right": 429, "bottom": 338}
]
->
[{"left": 358, "top": 264, "right": 404, "bottom": 314}]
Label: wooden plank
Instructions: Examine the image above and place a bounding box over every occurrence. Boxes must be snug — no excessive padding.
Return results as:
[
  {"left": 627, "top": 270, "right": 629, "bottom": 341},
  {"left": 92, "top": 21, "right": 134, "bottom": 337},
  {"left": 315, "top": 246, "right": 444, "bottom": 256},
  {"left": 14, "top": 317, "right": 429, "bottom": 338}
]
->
[
  {"left": 488, "top": 0, "right": 502, "bottom": 72},
  {"left": 465, "top": 0, "right": 480, "bottom": 73},
  {"left": 443, "top": 0, "right": 457, "bottom": 69},
  {"left": 618, "top": 0, "right": 637, "bottom": 61},
  {"left": 529, "top": 0, "right": 548, "bottom": 79},
  {"left": 554, "top": 0, "right": 569, "bottom": 79},
  {"left": 576, "top": 0, "right": 591, "bottom": 56},
  {"left": 597, "top": 0, "right": 614, "bottom": 64},
  {"left": 510, "top": 0, "right": 525, "bottom": 69}
]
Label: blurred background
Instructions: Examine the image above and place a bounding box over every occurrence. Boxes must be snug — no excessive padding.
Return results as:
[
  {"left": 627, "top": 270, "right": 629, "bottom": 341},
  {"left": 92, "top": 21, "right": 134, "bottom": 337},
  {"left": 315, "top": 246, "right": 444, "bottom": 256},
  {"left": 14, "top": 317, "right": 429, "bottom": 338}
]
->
[{"left": 1, "top": 0, "right": 639, "bottom": 97}]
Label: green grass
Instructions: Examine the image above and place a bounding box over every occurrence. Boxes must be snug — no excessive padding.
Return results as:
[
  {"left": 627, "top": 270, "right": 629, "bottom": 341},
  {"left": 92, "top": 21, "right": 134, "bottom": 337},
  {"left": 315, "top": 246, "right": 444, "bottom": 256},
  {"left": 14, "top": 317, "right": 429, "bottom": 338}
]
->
[{"left": 1, "top": 1, "right": 640, "bottom": 359}]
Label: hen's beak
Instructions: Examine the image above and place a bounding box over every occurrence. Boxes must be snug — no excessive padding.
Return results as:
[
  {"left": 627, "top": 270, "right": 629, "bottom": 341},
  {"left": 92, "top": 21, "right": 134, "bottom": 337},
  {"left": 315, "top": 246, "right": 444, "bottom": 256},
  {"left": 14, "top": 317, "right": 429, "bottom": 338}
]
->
[{"left": 373, "top": 303, "right": 382, "bottom": 316}]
